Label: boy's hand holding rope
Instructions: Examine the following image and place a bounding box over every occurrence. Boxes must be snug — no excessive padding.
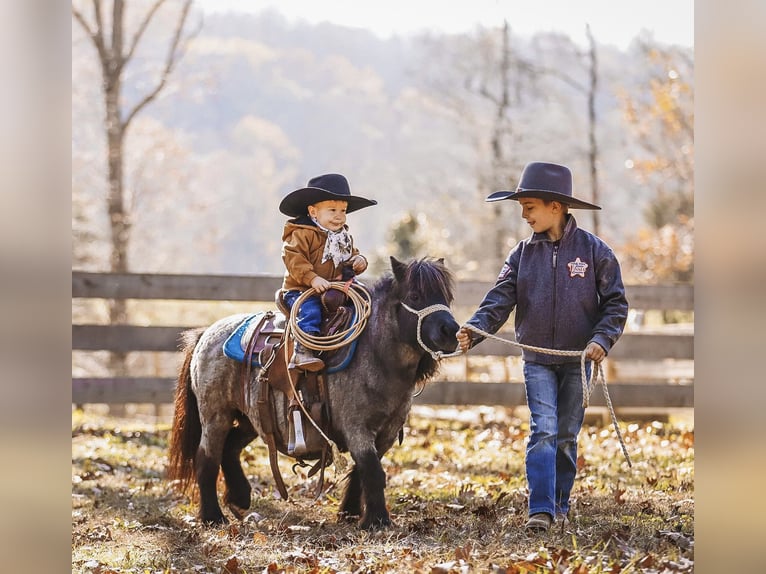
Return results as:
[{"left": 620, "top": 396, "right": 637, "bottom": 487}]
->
[{"left": 453, "top": 324, "right": 633, "bottom": 467}]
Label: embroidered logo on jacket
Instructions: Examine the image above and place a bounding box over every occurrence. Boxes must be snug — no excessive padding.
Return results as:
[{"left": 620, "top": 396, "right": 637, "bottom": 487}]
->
[
  {"left": 567, "top": 257, "right": 588, "bottom": 278},
  {"left": 498, "top": 262, "right": 513, "bottom": 281}
]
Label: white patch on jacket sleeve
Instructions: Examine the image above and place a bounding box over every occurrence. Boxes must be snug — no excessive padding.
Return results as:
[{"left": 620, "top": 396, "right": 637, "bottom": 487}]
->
[{"left": 497, "top": 262, "right": 513, "bottom": 281}]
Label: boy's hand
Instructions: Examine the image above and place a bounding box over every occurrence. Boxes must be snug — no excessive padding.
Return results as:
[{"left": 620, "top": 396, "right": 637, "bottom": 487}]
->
[
  {"left": 456, "top": 327, "right": 473, "bottom": 353},
  {"left": 585, "top": 341, "right": 606, "bottom": 363},
  {"left": 310, "top": 276, "right": 331, "bottom": 293},
  {"left": 351, "top": 255, "right": 368, "bottom": 274}
]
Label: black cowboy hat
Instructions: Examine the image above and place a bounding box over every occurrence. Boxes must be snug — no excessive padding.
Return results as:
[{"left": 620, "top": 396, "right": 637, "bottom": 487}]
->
[
  {"left": 486, "top": 161, "right": 601, "bottom": 210},
  {"left": 279, "top": 173, "right": 378, "bottom": 217}
]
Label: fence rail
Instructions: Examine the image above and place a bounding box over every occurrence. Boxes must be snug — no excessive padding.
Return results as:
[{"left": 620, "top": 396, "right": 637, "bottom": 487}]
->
[{"left": 72, "top": 271, "right": 693, "bottom": 409}]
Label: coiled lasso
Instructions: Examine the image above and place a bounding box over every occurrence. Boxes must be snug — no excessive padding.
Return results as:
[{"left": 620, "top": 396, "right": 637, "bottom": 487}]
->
[
  {"left": 286, "top": 280, "right": 372, "bottom": 351},
  {"left": 282, "top": 281, "right": 372, "bottom": 473},
  {"left": 449, "top": 324, "right": 633, "bottom": 467}
]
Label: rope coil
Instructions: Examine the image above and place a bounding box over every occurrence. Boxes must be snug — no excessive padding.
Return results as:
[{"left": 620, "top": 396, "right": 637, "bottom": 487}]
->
[
  {"left": 455, "top": 324, "right": 633, "bottom": 467},
  {"left": 283, "top": 281, "right": 373, "bottom": 473},
  {"left": 288, "top": 282, "right": 372, "bottom": 351}
]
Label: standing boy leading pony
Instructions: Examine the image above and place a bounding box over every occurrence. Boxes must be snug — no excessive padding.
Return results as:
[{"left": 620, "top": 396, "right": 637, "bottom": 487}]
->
[
  {"left": 456, "top": 161, "right": 629, "bottom": 533},
  {"left": 279, "top": 173, "right": 377, "bottom": 371}
]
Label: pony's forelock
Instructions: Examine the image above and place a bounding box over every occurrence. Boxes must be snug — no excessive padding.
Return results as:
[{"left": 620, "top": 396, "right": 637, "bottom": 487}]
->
[
  {"left": 372, "top": 257, "right": 455, "bottom": 308},
  {"left": 404, "top": 257, "right": 455, "bottom": 304}
]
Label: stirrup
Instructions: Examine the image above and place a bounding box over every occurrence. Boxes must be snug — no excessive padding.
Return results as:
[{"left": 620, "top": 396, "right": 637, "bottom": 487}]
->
[{"left": 288, "top": 409, "right": 308, "bottom": 456}]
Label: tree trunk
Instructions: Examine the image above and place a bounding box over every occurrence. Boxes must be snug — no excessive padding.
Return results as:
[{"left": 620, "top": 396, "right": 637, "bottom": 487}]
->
[
  {"left": 489, "top": 21, "right": 513, "bottom": 268},
  {"left": 72, "top": 0, "right": 195, "bottom": 416},
  {"left": 586, "top": 25, "right": 600, "bottom": 235},
  {"left": 105, "top": 65, "right": 129, "bottom": 415}
]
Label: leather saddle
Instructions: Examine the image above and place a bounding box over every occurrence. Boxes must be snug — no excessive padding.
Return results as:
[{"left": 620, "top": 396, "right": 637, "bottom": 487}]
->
[{"left": 237, "top": 289, "right": 357, "bottom": 499}]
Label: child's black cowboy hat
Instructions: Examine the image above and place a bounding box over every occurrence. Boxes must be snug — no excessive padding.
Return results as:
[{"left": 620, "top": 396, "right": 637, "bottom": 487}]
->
[
  {"left": 486, "top": 161, "right": 601, "bottom": 210},
  {"left": 279, "top": 173, "right": 378, "bottom": 217}
]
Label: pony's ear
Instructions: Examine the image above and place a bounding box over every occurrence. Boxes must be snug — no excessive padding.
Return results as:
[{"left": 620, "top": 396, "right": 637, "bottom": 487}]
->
[{"left": 390, "top": 256, "right": 407, "bottom": 283}]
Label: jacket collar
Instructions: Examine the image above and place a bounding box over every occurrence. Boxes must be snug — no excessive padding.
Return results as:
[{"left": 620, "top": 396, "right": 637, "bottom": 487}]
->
[{"left": 529, "top": 214, "right": 577, "bottom": 244}]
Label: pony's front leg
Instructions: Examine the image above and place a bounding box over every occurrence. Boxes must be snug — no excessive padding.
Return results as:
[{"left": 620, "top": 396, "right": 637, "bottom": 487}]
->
[
  {"left": 353, "top": 448, "right": 390, "bottom": 530},
  {"left": 338, "top": 467, "right": 363, "bottom": 520}
]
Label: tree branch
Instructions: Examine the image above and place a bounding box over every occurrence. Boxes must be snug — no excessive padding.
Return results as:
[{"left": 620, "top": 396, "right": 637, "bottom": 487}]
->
[
  {"left": 111, "top": 0, "right": 125, "bottom": 74},
  {"left": 92, "top": 0, "right": 108, "bottom": 58},
  {"left": 71, "top": 6, "right": 95, "bottom": 38},
  {"left": 72, "top": 3, "right": 107, "bottom": 64},
  {"left": 122, "top": 0, "right": 194, "bottom": 130},
  {"left": 123, "top": 0, "right": 169, "bottom": 66}
]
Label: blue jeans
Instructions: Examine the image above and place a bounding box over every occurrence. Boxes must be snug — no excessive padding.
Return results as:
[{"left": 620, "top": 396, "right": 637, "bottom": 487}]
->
[
  {"left": 283, "top": 290, "right": 322, "bottom": 335},
  {"left": 523, "top": 360, "right": 591, "bottom": 518}
]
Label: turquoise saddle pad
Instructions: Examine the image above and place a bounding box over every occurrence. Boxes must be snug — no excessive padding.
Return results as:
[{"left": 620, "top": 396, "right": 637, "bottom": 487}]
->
[
  {"left": 222, "top": 311, "right": 358, "bottom": 374},
  {"left": 222, "top": 312, "right": 271, "bottom": 367}
]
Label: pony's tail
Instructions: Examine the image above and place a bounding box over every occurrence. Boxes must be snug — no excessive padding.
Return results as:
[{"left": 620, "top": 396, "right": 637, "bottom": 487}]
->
[{"left": 166, "top": 328, "right": 206, "bottom": 495}]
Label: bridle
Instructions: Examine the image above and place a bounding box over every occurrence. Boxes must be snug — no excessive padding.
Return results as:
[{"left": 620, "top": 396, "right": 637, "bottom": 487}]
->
[{"left": 400, "top": 302, "right": 459, "bottom": 360}]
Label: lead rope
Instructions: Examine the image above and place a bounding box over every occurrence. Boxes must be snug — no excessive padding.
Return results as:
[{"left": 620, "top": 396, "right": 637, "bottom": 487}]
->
[{"left": 399, "top": 303, "right": 632, "bottom": 467}]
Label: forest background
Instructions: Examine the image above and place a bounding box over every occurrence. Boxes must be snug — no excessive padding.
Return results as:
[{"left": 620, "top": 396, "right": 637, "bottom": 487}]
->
[{"left": 71, "top": 1, "right": 694, "bottom": 288}]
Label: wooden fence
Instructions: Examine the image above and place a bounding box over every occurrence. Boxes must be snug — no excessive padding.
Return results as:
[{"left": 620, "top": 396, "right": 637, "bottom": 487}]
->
[{"left": 72, "top": 271, "right": 693, "bottom": 411}]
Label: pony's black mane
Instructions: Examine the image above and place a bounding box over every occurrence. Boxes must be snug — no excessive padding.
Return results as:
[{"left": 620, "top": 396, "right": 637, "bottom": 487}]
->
[
  {"left": 372, "top": 257, "right": 455, "bottom": 382},
  {"left": 371, "top": 257, "right": 455, "bottom": 303}
]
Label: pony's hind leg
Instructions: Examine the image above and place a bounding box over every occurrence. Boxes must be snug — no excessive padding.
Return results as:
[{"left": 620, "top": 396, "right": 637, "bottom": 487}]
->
[
  {"left": 338, "top": 467, "right": 363, "bottom": 521},
  {"left": 221, "top": 413, "right": 257, "bottom": 512},
  {"left": 196, "top": 412, "right": 233, "bottom": 524}
]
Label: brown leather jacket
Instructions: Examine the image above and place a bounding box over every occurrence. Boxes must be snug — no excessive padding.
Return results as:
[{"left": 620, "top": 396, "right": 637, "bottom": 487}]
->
[{"left": 281, "top": 218, "right": 361, "bottom": 291}]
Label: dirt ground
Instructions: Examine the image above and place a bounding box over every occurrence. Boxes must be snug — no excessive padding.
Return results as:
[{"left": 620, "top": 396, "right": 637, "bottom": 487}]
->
[{"left": 72, "top": 404, "right": 694, "bottom": 573}]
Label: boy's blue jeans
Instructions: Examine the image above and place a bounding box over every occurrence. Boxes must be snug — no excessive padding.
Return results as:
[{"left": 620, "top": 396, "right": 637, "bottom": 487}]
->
[
  {"left": 283, "top": 290, "right": 322, "bottom": 335},
  {"left": 523, "top": 360, "right": 591, "bottom": 519}
]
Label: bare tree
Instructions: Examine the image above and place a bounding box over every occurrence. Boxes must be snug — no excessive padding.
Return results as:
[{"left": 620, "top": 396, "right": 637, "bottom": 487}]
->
[
  {"left": 585, "top": 24, "right": 600, "bottom": 236},
  {"left": 532, "top": 25, "right": 602, "bottom": 234},
  {"left": 415, "top": 22, "right": 539, "bottom": 274},
  {"left": 72, "top": 0, "right": 197, "bottom": 380},
  {"left": 477, "top": 20, "right": 519, "bottom": 266}
]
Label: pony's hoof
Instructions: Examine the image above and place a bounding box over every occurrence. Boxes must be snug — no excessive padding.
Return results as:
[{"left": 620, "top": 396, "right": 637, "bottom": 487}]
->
[
  {"left": 359, "top": 513, "right": 391, "bottom": 530},
  {"left": 337, "top": 511, "right": 361, "bottom": 524},
  {"left": 201, "top": 513, "right": 228, "bottom": 526},
  {"left": 227, "top": 502, "right": 248, "bottom": 520}
]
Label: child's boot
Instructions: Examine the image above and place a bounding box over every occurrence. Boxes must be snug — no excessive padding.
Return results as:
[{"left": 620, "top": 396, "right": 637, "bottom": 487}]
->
[{"left": 289, "top": 342, "right": 324, "bottom": 371}]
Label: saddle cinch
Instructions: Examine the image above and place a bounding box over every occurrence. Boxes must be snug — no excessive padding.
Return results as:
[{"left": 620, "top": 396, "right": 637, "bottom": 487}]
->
[{"left": 233, "top": 289, "right": 358, "bottom": 499}]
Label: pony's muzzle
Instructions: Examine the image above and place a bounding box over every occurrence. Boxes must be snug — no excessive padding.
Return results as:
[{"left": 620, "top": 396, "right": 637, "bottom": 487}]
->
[{"left": 424, "top": 311, "right": 460, "bottom": 353}]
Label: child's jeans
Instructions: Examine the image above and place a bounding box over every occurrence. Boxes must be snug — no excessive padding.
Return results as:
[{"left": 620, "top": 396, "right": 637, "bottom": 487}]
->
[
  {"left": 523, "top": 360, "right": 591, "bottom": 518},
  {"left": 283, "top": 290, "right": 322, "bottom": 335}
]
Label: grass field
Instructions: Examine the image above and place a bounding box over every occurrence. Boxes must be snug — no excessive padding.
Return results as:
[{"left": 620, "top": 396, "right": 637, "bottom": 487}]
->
[{"left": 72, "top": 405, "right": 693, "bottom": 573}]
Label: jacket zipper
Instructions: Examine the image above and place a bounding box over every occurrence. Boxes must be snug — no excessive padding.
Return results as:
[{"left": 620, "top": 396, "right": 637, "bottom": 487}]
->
[{"left": 551, "top": 243, "right": 559, "bottom": 346}]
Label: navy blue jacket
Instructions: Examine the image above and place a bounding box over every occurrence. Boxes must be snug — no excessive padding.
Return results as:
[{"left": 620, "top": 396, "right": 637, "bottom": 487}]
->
[{"left": 466, "top": 215, "right": 628, "bottom": 364}]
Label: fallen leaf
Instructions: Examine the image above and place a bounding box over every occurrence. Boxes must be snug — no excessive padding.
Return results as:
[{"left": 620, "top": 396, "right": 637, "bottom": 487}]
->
[
  {"left": 657, "top": 530, "right": 694, "bottom": 550},
  {"left": 223, "top": 555, "right": 240, "bottom": 573}
]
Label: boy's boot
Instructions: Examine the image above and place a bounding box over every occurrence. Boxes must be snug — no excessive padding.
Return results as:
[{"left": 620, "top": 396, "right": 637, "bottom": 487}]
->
[{"left": 289, "top": 341, "right": 324, "bottom": 372}]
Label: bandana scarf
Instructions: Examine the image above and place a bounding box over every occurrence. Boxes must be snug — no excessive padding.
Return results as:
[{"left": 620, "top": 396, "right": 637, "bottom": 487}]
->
[{"left": 313, "top": 220, "right": 353, "bottom": 266}]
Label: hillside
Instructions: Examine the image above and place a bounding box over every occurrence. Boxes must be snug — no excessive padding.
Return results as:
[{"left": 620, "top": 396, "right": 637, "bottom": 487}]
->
[{"left": 72, "top": 7, "right": 691, "bottom": 279}]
